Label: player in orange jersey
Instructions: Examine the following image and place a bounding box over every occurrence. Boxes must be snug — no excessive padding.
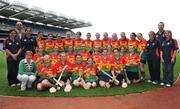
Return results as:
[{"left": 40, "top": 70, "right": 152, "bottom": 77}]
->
[
  {"left": 63, "top": 31, "right": 74, "bottom": 52},
  {"left": 44, "top": 33, "right": 54, "bottom": 54},
  {"left": 74, "top": 31, "right": 84, "bottom": 53},
  {"left": 111, "top": 33, "right": 120, "bottom": 49},
  {"left": 37, "top": 55, "right": 58, "bottom": 91},
  {"left": 53, "top": 34, "right": 64, "bottom": 52},
  {"left": 137, "top": 33, "right": 147, "bottom": 80}
]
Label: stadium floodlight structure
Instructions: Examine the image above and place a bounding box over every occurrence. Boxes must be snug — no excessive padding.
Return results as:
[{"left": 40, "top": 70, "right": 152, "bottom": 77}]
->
[
  {"left": 0, "top": 0, "right": 92, "bottom": 29},
  {"left": 0, "top": 0, "right": 28, "bottom": 18}
]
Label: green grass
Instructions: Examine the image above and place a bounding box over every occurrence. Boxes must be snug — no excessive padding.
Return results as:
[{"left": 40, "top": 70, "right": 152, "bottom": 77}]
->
[{"left": 0, "top": 52, "right": 179, "bottom": 97}]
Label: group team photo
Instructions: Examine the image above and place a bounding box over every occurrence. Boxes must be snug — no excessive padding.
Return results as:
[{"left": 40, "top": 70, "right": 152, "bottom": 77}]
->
[{"left": 3, "top": 21, "right": 179, "bottom": 93}]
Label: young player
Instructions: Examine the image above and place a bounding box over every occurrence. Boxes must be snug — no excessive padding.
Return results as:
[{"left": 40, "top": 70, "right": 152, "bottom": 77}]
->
[
  {"left": 49, "top": 45, "right": 60, "bottom": 65},
  {"left": 92, "top": 45, "right": 102, "bottom": 63},
  {"left": 110, "top": 48, "right": 126, "bottom": 86},
  {"left": 119, "top": 32, "right": 129, "bottom": 50},
  {"left": 111, "top": 33, "right": 120, "bottom": 49},
  {"left": 74, "top": 31, "right": 84, "bottom": 53},
  {"left": 66, "top": 45, "right": 76, "bottom": 64},
  {"left": 71, "top": 54, "right": 86, "bottom": 87},
  {"left": 44, "top": 33, "right": 54, "bottom": 54},
  {"left": 53, "top": 34, "right": 64, "bottom": 52},
  {"left": 37, "top": 55, "right": 58, "bottom": 91},
  {"left": 106, "top": 44, "right": 114, "bottom": 58},
  {"left": 55, "top": 52, "right": 72, "bottom": 91},
  {"left": 128, "top": 32, "right": 139, "bottom": 51},
  {"left": 102, "top": 32, "right": 111, "bottom": 48},
  {"left": 78, "top": 43, "right": 91, "bottom": 62},
  {"left": 17, "top": 51, "right": 37, "bottom": 91},
  {"left": 93, "top": 33, "right": 103, "bottom": 50},
  {"left": 124, "top": 46, "right": 140, "bottom": 83},
  {"left": 33, "top": 45, "right": 45, "bottom": 68},
  {"left": 137, "top": 33, "right": 147, "bottom": 80},
  {"left": 36, "top": 32, "right": 45, "bottom": 52},
  {"left": 96, "top": 49, "right": 112, "bottom": 88},
  {"left": 63, "top": 31, "right": 74, "bottom": 52},
  {"left": 84, "top": 32, "right": 93, "bottom": 53},
  {"left": 83, "top": 57, "right": 98, "bottom": 89}
]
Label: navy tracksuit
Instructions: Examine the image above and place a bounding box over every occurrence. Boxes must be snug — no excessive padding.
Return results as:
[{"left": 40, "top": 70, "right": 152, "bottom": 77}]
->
[{"left": 146, "top": 38, "right": 161, "bottom": 82}]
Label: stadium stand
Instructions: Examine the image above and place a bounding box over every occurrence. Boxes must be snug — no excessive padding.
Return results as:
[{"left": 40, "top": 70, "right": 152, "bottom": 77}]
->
[{"left": 0, "top": 0, "right": 92, "bottom": 38}]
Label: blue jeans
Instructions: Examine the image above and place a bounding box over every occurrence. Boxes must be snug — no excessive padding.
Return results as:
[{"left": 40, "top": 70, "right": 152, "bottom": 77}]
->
[{"left": 162, "top": 62, "right": 174, "bottom": 85}]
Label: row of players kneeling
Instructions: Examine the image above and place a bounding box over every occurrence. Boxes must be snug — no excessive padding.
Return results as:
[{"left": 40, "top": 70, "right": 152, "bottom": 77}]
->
[{"left": 17, "top": 48, "right": 140, "bottom": 93}]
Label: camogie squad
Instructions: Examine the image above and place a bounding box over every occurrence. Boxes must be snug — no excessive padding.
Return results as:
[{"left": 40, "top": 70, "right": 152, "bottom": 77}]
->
[{"left": 4, "top": 22, "right": 179, "bottom": 93}]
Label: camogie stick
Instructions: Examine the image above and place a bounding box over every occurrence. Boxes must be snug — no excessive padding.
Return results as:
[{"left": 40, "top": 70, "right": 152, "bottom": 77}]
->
[
  {"left": 79, "top": 69, "right": 91, "bottom": 90},
  {"left": 97, "top": 67, "right": 119, "bottom": 84},
  {"left": 54, "top": 65, "right": 68, "bottom": 87},
  {"left": 49, "top": 65, "right": 68, "bottom": 93},
  {"left": 124, "top": 69, "right": 131, "bottom": 84}
]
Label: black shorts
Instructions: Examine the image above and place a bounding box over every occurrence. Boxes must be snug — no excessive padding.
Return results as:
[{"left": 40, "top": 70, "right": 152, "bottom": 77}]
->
[
  {"left": 126, "top": 71, "right": 139, "bottom": 80},
  {"left": 116, "top": 73, "right": 125, "bottom": 82},
  {"left": 140, "top": 59, "right": 146, "bottom": 64},
  {"left": 98, "top": 75, "right": 111, "bottom": 82},
  {"left": 37, "top": 78, "right": 55, "bottom": 84},
  {"left": 60, "top": 76, "right": 70, "bottom": 83}
]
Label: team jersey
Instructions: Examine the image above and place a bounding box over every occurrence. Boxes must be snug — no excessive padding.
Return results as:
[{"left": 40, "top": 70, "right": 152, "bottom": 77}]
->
[
  {"left": 123, "top": 53, "right": 140, "bottom": 72},
  {"left": 128, "top": 39, "right": 139, "bottom": 49},
  {"left": 63, "top": 38, "right": 74, "bottom": 49},
  {"left": 111, "top": 40, "right": 120, "bottom": 49},
  {"left": 71, "top": 62, "right": 86, "bottom": 75},
  {"left": 55, "top": 60, "right": 72, "bottom": 77},
  {"left": 74, "top": 38, "right": 84, "bottom": 50},
  {"left": 49, "top": 53, "right": 60, "bottom": 65},
  {"left": 36, "top": 39, "right": 45, "bottom": 47},
  {"left": 53, "top": 40, "right": 64, "bottom": 52},
  {"left": 44, "top": 40, "right": 54, "bottom": 54},
  {"left": 66, "top": 52, "right": 76, "bottom": 64},
  {"left": 111, "top": 56, "right": 126, "bottom": 71},
  {"left": 84, "top": 39, "right": 93, "bottom": 51},
  {"left": 78, "top": 51, "right": 91, "bottom": 62},
  {"left": 38, "top": 64, "right": 58, "bottom": 79},
  {"left": 138, "top": 39, "right": 147, "bottom": 52},
  {"left": 119, "top": 39, "right": 129, "bottom": 49},
  {"left": 102, "top": 38, "right": 111, "bottom": 48},
  {"left": 93, "top": 39, "right": 103, "bottom": 49},
  {"left": 96, "top": 56, "right": 112, "bottom": 71},
  {"left": 84, "top": 65, "right": 97, "bottom": 79},
  {"left": 108, "top": 52, "right": 114, "bottom": 59},
  {"left": 92, "top": 53, "right": 102, "bottom": 63},
  {"left": 32, "top": 53, "right": 45, "bottom": 67}
]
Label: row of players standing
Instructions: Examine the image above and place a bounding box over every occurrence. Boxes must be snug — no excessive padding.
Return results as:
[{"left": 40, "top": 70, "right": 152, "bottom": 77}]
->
[{"left": 4, "top": 22, "right": 178, "bottom": 90}]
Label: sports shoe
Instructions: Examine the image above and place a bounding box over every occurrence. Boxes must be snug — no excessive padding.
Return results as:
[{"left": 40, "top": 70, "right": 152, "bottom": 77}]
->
[
  {"left": 152, "top": 81, "right": 157, "bottom": 84},
  {"left": 166, "top": 84, "right": 171, "bottom": 87},
  {"left": 160, "top": 82, "right": 165, "bottom": 86},
  {"left": 141, "top": 76, "right": 145, "bottom": 81},
  {"left": 27, "top": 84, "right": 32, "bottom": 88},
  {"left": 105, "top": 83, "right": 111, "bottom": 88},
  {"left": 10, "top": 84, "right": 16, "bottom": 87},
  {"left": 147, "top": 80, "right": 152, "bottom": 83},
  {"left": 16, "top": 83, "right": 21, "bottom": 86},
  {"left": 21, "top": 84, "right": 26, "bottom": 91}
]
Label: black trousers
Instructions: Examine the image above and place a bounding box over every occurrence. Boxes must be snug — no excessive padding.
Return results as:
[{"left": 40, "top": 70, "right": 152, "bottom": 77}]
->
[
  {"left": 147, "top": 56, "right": 160, "bottom": 82},
  {"left": 162, "top": 62, "right": 174, "bottom": 85},
  {"left": 7, "top": 58, "right": 19, "bottom": 85}
]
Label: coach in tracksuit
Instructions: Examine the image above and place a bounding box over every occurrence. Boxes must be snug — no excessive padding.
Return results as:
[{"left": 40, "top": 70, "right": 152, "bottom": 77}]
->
[
  {"left": 160, "top": 30, "right": 178, "bottom": 87},
  {"left": 21, "top": 27, "right": 37, "bottom": 59},
  {"left": 4, "top": 29, "right": 22, "bottom": 86},
  {"left": 146, "top": 31, "right": 161, "bottom": 84}
]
